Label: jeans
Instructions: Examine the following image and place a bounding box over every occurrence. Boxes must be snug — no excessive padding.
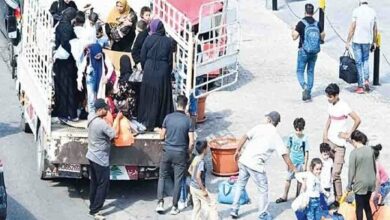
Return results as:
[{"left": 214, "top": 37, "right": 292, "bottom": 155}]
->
[
  {"left": 179, "top": 177, "right": 188, "bottom": 203},
  {"left": 89, "top": 160, "right": 110, "bottom": 214},
  {"left": 296, "top": 49, "right": 318, "bottom": 95},
  {"left": 86, "top": 73, "right": 97, "bottom": 113},
  {"left": 306, "top": 197, "right": 322, "bottom": 220},
  {"left": 355, "top": 192, "right": 373, "bottom": 220},
  {"left": 157, "top": 149, "right": 187, "bottom": 207},
  {"left": 232, "top": 163, "right": 270, "bottom": 219},
  {"left": 352, "top": 43, "right": 370, "bottom": 87},
  {"left": 380, "top": 180, "right": 390, "bottom": 199}
]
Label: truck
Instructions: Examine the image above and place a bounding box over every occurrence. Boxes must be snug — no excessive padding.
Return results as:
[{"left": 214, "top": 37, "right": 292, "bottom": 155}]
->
[{"left": 15, "top": 0, "right": 239, "bottom": 180}]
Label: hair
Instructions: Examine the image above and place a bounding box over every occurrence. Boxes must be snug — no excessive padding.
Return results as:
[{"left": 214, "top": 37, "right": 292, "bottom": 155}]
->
[
  {"left": 96, "top": 24, "right": 103, "bottom": 33},
  {"left": 140, "top": 6, "right": 151, "bottom": 18},
  {"left": 293, "top": 118, "right": 305, "bottom": 131},
  {"left": 176, "top": 95, "right": 188, "bottom": 108},
  {"left": 320, "top": 143, "right": 331, "bottom": 153},
  {"left": 74, "top": 11, "right": 86, "bottom": 25},
  {"left": 88, "top": 12, "right": 99, "bottom": 24},
  {"left": 136, "top": 20, "right": 148, "bottom": 31},
  {"left": 305, "top": 3, "right": 314, "bottom": 15},
  {"left": 371, "top": 144, "right": 382, "bottom": 160},
  {"left": 325, "top": 83, "right": 340, "bottom": 96},
  {"left": 195, "top": 140, "right": 208, "bottom": 154},
  {"left": 350, "top": 130, "right": 368, "bottom": 145},
  {"left": 105, "top": 82, "right": 114, "bottom": 97},
  {"left": 310, "top": 158, "right": 323, "bottom": 170}
]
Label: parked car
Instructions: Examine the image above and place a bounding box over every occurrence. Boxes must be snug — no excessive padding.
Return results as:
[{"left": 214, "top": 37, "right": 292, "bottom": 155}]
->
[
  {"left": 0, "top": 161, "right": 6, "bottom": 220},
  {"left": 0, "top": 0, "right": 23, "bottom": 79}
]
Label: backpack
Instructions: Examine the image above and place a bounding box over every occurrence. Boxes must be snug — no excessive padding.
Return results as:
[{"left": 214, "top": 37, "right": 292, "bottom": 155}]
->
[{"left": 302, "top": 19, "right": 321, "bottom": 54}]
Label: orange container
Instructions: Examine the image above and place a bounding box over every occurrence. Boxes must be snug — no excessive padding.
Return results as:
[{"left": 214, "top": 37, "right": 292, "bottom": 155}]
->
[
  {"left": 197, "top": 95, "right": 207, "bottom": 123},
  {"left": 208, "top": 137, "right": 239, "bottom": 176}
]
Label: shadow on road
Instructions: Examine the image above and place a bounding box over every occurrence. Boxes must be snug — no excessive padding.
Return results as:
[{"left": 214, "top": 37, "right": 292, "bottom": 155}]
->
[
  {"left": 0, "top": 123, "right": 20, "bottom": 139},
  {"left": 7, "top": 195, "right": 38, "bottom": 220}
]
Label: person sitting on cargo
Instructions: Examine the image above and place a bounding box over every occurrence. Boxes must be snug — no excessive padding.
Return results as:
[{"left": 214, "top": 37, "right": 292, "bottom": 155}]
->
[
  {"left": 113, "top": 55, "right": 137, "bottom": 119},
  {"left": 77, "top": 43, "right": 114, "bottom": 114},
  {"left": 131, "top": 20, "right": 148, "bottom": 69},
  {"left": 105, "top": 0, "right": 137, "bottom": 52},
  {"left": 137, "top": 19, "right": 175, "bottom": 131},
  {"left": 50, "top": 0, "right": 78, "bottom": 26},
  {"left": 52, "top": 7, "right": 79, "bottom": 122}
]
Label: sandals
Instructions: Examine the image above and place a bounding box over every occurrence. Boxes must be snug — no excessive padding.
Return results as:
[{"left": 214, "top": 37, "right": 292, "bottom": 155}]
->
[{"left": 275, "top": 198, "right": 287, "bottom": 203}]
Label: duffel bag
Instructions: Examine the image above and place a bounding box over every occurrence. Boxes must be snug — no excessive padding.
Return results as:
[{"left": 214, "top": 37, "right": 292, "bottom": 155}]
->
[
  {"left": 217, "top": 180, "right": 249, "bottom": 205},
  {"left": 339, "top": 50, "right": 358, "bottom": 84}
]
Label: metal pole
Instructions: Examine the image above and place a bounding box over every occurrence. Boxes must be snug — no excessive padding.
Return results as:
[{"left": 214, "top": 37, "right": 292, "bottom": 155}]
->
[
  {"left": 272, "top": 0, "right": 278, "bottom": 11},
  {"left": 319, "top": 0, "right": 326, "bottom": 44},
  {"left": 373, "top": 46, "right": 380, "bottom": 86}
]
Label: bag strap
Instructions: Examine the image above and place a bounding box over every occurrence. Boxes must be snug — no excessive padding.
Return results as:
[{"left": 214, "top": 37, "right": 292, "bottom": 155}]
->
[{"left": 87, "top": 116, "right": 100, "bottom": 128}]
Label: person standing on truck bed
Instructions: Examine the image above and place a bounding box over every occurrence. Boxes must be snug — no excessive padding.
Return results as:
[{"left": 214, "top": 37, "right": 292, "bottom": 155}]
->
[
  {"left": 52, "top": 7, "right": 79, "bottom": 122},
  {"left": 49, "top": 0, "right": 78, "bottom": 26},
  {"left": 156, "top": 95, "right": 195, "bottom": 215},
  {"left": 86, "top": 99, "right": 122, "bottom": 220}
]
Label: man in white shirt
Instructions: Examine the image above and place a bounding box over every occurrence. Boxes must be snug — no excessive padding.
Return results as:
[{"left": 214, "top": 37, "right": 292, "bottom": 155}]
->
[
  {"left": 323, "top": 83, "right": 361, "bottom": 201},
  {"left": 230, "top": 111, "right": 296, "bottom": 219},
  {"left": 346, "top": 0, "right": 377, "bottom": 94}
]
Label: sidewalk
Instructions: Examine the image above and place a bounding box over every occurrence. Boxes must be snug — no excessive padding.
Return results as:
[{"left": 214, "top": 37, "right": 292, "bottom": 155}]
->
[{"left": 104, "top": 0, "right": 390, "bottom": 219}]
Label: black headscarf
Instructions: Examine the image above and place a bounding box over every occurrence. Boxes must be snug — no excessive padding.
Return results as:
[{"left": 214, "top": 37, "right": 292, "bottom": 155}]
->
[
  {"left": 61, "top": 7, "right": 77, "bottom": 23},
  {"left": 119, "top": 55, "right": 133, "bottom": 83}
]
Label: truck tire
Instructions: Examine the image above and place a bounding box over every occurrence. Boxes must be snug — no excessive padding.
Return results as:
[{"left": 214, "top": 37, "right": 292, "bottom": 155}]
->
[
  {"left": 20, "top": 112, "right": 32, "bottom": 133},
  {"left": 37, "top": 126, "right": 48, "bottom": 180}
]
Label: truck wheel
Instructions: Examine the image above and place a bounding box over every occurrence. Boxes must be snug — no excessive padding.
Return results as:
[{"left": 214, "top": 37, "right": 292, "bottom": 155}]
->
[
  {"left": 37, "top": 126, "right": 48, "bottom": 180},
  {"left": 20, "top": 112, "right": 32, "bottom": 133}
]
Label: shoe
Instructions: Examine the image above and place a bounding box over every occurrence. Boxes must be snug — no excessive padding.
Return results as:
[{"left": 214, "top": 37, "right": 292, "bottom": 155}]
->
[
  {"left": 89, "top": 212, "right": 105, "bottom": 220},
  {"left": 302, "top": 89, "right": 310, "bottom": 101},
  {"left": 68, "top": 117, "right": 79, "bottom": 122},
  {"left": 230, "top": 209, "right": 238, "bottom": 219},
  {"left": 355, "top": 87, "right": 364, "bottom": 94},
  {"left": 178, "top": 201, "right": 187, "bottom": 210},
  {"left": 170, "top": 206, "right": 180, "bottom": 215},
  {"left": 155, "top": 201, "right": 164, "bottom": 214},
  {"left": 364, "top": 80, "right": 370, "bottom": 91},
  {"left": 258, "top": 212, "right": 272, "bottom": 220}
]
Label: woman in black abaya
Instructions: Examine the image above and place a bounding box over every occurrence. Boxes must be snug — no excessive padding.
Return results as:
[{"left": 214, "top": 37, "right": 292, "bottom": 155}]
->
[
  {"left": 137, "top": 19, "right": 174, "bottom": 131},
  {"left": 52, "top": 8, "right": 78, "bottom": 121},
  {"left": 49, "top": 0, "right": 78, "bottom": 26}
]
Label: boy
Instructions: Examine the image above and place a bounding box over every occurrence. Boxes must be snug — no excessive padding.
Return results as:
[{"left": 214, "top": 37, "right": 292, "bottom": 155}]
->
[
  {"left": 189, "top": 140, "right": 219, "bottom": 220},
  {"left": 140, "top": 6, "right": 151, "bottom": 23},
  {"left": 276, "top": 118, "right": 309, "bottom": 203},
  {"left": 320, "top": 143, "right": 335, "bottom": 205},
  {"left": 323, "top": 83, "right": 361, "bottom": 201}
]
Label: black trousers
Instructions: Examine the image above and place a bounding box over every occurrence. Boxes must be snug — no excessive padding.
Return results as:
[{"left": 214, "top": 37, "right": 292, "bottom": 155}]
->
[
  {"left": 355, "top": 192, "right": 373, "bottom": 220},
  {"left": 157, "top": 149, "right": 187, "bottom": 207},
  {"left": 89, "top": 160, "right": 110, "bottom": 214}
]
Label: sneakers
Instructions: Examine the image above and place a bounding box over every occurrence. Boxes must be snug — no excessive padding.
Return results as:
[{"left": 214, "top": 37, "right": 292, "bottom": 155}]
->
[
  {"left": 302, "top": 89, "right": 311, "bottom": 101},
  {"left": 178, "top": 201, "right": 187, "bottom": 210},
  {"left": 355, "top": 87, "right": 364, "bottom": 94},
  {"left": 170, "top": 206, "right": 180, "bottom": 215},
  {"left": 364, "top": 80, "right": 370, "bottom": 92},
  {"left": 89, "top": 212, "right": 105, "bottom": 220},
  {"left": 155, "top": 201, "right": 164, "bottom": 214},
  {"left": 230, "top": 209, "right": 239, "bottom": 219},
  {"left": 258, "top": 212, "right": 272, "bottom": 220}
]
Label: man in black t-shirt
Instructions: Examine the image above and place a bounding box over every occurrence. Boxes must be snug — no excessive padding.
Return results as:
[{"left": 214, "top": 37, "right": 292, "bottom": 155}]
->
[
  {"left": 156, "top": 95, "right": 195, "bottom": 215},
  {"left": 292, "top": 4, "right": 325, "bottom": 101}
]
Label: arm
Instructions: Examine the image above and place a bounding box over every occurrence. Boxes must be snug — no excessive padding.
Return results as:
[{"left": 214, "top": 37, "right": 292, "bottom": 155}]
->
[
  {"left": 292, "top": 29, "right": 300, "bottom": 41},
  {"left": 323, "top": 116, "right": 331, "bottom": 142},
  {"left": 304, "top": 151, "right": 309, "bottom": 171},
  {"left": 346, "top": 21, "right": 356, "bottom": 48},
  {"left": 188, "top": 132, "right": 195, "bottom": 154},
  {"left": 112, "top": 112, "right": 123, "bottom": 137},
  {"left": 234, "top": 135, "right": 248, "bottom": 161},
  {"left": 347, "top": 152, "right": 356, "bottom": 191},
  {"left": 373, "top": 22, "right": 378, "bottom": 47},
  {"left": 320, "top": 32, "right": 326, "bottom": 41},
  {"left": 347, "top": 111, "right": 361, "bottom": 137},
  {"left": 196, "top": 170, "right": 206, "bottom": 192},
  {"left": 282, "top": 154, "right": 296, "bottom": 172},
  {"left": 159, "top": 128, "right": 166, "bottom": 140}
]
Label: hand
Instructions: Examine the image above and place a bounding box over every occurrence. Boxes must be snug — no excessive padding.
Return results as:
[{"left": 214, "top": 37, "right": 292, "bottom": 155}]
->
[
  {"left": 123, "top": 20, "right": 133, "bottom": 27},
  {"left": 345, "top": 42, "right": 350, "bottom": 50},
  {"left": 77, "top": 79, "right": 83, "bottom": 91},
  {"left": 338, "top": 132, "right": 350, "bottom": 140},
  {"left": 117, "top": 111, "right": 123, "bottom": 119},
  {"left": 303, "top": 164, "right": 307, "bottom": 172},
  {"left": 202, "top": 190, "right": 209, "bottom": 197},
  {"left": 373, "top": 43, "right": 377, "bottom": 50}
]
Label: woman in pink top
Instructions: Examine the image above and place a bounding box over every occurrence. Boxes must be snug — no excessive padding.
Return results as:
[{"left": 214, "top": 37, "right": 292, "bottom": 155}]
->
[{"left": 372, "top": 144, "right": 390, "bottom": 205}]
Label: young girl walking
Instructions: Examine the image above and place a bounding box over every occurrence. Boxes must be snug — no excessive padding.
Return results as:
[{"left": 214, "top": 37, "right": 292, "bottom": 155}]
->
[
  {"left": 372, "top": 144, "right": 390, "bottom": 205},
  {"left": 296, "top": 158, "right": 325, "bottom": 220}
]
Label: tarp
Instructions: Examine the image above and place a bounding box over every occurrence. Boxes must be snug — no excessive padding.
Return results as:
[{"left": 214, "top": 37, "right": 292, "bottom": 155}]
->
[{"left": 167, "top": 0, "right": 223, "bottom": 24}]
